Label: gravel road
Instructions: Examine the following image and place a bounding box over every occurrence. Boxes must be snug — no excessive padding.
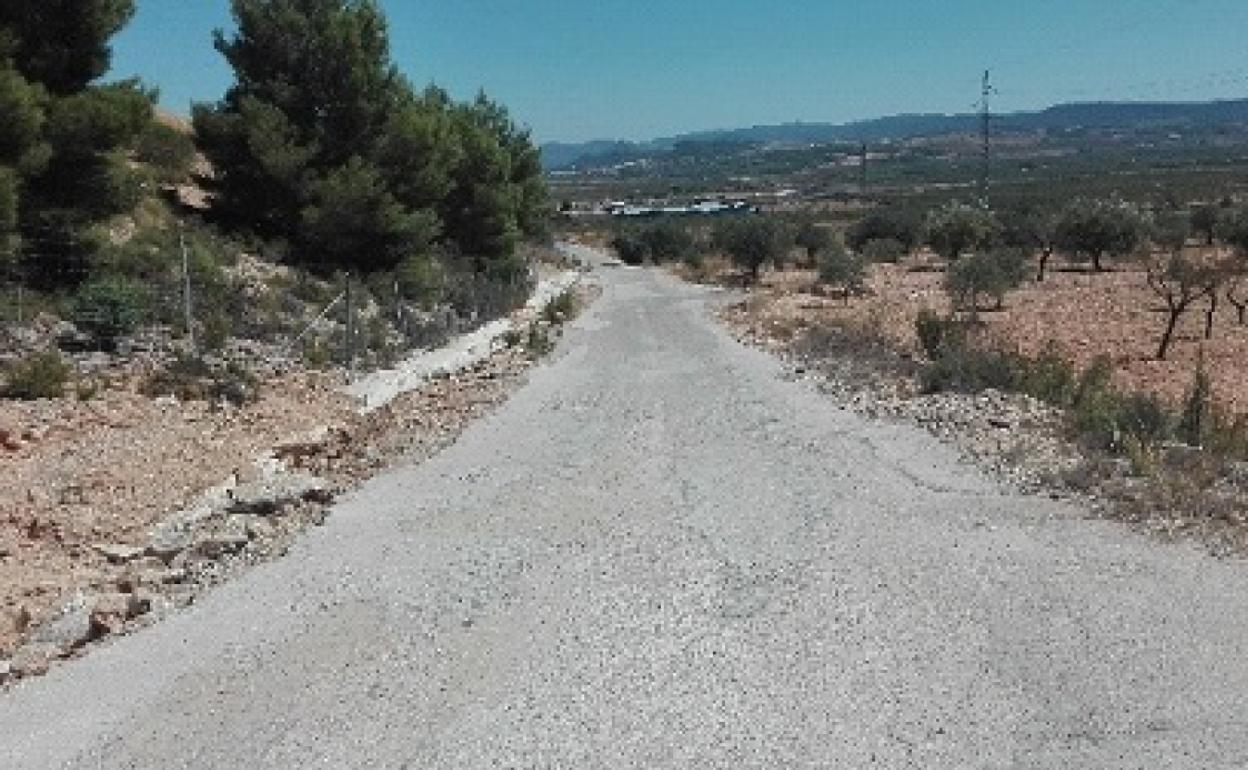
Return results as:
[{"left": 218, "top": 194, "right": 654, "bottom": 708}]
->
[{"left": 4, "top": 258, "right": 1248, "bottom": 768}]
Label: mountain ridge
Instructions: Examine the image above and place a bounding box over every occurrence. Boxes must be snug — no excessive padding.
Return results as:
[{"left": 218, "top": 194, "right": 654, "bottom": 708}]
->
[{"left": 542, "top": 97, "right": 1248, "bottom": 170}]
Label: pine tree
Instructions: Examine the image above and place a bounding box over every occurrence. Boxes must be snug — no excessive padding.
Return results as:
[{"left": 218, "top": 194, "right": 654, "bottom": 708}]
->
[{"left": 0, "top": 0, "right": 136, "bottom": 95}]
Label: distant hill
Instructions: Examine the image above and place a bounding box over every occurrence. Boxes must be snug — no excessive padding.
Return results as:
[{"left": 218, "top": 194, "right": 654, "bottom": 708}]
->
[{"left": 543, "top": 98, "right": 1248, "bottom": 171}]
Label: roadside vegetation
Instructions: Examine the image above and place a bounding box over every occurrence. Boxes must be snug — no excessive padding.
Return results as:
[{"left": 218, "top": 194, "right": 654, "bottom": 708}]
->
[
  {"left": 0, "top": 0, "right": 555, "bottom": 404},
  {"left": 596, "top": 190, "right": 1248, "bottom": 547}
]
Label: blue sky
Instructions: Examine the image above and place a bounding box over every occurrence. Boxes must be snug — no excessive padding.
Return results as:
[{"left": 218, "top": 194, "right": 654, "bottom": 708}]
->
[{"left": 109, "top": 1, "right": 1248, "bottom": 143}]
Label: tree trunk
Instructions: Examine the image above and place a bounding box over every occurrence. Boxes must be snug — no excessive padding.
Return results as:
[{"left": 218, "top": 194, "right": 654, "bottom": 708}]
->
[{"left": 1158, "top": 307, "right": 1182, "bottom": 360}]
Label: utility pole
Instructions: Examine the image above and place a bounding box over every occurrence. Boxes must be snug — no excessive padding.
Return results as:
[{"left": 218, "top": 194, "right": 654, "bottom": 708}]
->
[
  {"left": 979, "top": 69, "right": 996, "bottom": 206},
  {"left": 180, "top": 229, "right": 195, "bottom": 352}
]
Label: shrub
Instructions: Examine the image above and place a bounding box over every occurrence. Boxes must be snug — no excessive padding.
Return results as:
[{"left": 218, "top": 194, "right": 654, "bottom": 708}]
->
[
  {"left": 915, "top": 309, "right": 965, "bottom": 360},
  {"left": 639, "top": 220, "right": 696, "bottom": 264},
  {"left": 817, "top": 243, "right": 867, "bottom": 302},
  {"left": 611, "top": 230, "right": 648, "bottom": 265},
  {"left": 795, "top": 220, "right": 832, "bottom": 265},
  {"left": 861, "top": 237, "right": 906, "bottom": 263},
  {"left": 73, "top": 276, "right": 149, "bottom": 344},
  {"left": 135, "top": 122, "right": 197, "bottom": 183},
  {"left": 2, "top": 350, "right": 70, "bottom": 400},
  {"left": 1177, "top": 355, "right": 1213, "bottom": 447},
  {"left": 142, "top": 354, "right": 258, "bottom": 405},
  {"left": 1071, "top": 356, "right": 1122, "bottom": 449},
  {"left": 396, "top": 253, "right": 445, "bottom": 308},
  {"left": 1117, "top": 393, "right": 1171, "bottom": 446},
  {"left": 542, "top": 289, "right": 577, "bottom": 325},
  {"left": 1013, "top": 343, "right": 1077, "bottom": 407}
]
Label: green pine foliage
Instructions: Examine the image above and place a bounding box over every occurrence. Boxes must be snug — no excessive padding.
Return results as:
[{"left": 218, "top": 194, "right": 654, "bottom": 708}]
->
[
  {"left": 0, "top": 2, "right": 162, "bottom": 285},
  {"left": 194, "top": 1, "right": 550, "bottom": 277}
]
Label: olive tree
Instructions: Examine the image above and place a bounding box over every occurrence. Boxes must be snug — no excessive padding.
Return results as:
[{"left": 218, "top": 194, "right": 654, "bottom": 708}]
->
[
  {"left": 924, "top": 201, "right": 998, "bottom": 262},
  {"left": 1053, "top": 198, "right": 1148, "bottom": 272},
  {"left": 715, "top": 216, "right": 791, "bottom": 283},
  {"left": 944, "top": 247, "right": 1029, "bottom": 318},
  {"left": 998, "top": 206, "right": 1057, "bottom": 282}
]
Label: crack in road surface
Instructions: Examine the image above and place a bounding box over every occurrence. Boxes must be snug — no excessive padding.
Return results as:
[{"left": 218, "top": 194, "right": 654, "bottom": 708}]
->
[{"left": 4, "top": 260, "right": 1248, "bottom": 768}]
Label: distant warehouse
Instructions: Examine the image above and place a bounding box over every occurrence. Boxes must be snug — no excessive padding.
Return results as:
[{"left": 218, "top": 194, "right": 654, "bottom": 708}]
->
[{"left": 607, "top": 200, "right": 758, "bottom": 217}]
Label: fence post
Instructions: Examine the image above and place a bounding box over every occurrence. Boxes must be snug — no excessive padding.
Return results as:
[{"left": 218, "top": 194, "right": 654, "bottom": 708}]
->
[
  {"left": 344, "top": 272, "right": 355, "bottom": 375},
  {"left": 180, "top": 229, "right": 195, "bottom": 352}
]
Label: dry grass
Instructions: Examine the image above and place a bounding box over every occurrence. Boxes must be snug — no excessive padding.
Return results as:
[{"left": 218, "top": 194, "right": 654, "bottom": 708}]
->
[{"left": 707, "top": 252, "right": 1248, "bottom": 415}]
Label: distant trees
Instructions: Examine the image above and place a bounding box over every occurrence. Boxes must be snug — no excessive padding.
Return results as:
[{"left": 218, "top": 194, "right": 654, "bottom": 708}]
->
[
  {"left": 1053, "top": 198, "right": 1148, "bottom": 272},
  {"left": 846, "top": 208, "right": 920, "bottom": 256},
  {"left": 195, "top": 0, "right": 548, "bottom": 277},
  {"left": 924, "top": 201, "right": 998, "bottom": 262},
  {"left": 609, "top": 219, "right": 696, "bottom": 265}
]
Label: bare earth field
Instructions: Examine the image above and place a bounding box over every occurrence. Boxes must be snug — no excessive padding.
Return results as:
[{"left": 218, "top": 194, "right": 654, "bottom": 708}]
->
[{"left": 721, "top": 254, "right": 1248, "bottom": 415}]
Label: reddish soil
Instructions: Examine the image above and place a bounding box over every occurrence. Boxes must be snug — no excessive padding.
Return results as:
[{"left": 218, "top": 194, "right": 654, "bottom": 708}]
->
[
  {"left": 707, "top": 253, "right": 1248, "bottom": 415},
  {"left": 0, "top": 373, "right": 355, "bottom": 656}
]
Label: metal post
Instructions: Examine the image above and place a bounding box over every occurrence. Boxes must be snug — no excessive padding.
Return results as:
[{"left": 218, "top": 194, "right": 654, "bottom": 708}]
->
[
  {"left": 344, "top": 273, "right": 355, "bottom": 375},
  {"left": 979, "top": 69, "right": 995, "bottom": 207},
  {"left": 180, "top": 230, "right": 195, "bottom": 352}
]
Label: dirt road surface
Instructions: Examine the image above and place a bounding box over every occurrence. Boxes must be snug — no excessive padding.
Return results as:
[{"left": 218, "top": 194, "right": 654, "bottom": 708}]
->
[{"left": 4, "top": 254, "right": 1248, "bottom": 768}]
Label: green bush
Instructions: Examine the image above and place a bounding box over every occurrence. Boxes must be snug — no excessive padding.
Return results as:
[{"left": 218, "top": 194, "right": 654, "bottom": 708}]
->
[
  {"left": 639, "top": 219, "right": 696, "bottom": 264},
  {"left": 142, "top": 354, "right": 258, "bottom": 405},
  {"left": 1071, "top": 356, "right": 1119, "bottom": 449},
  {"left": 611, "top": 230, "right": 649, "bottom": 265},
  {"left": 817, "top": 243, "right": 867, "bottom": 301},
  {"left": 1013, "top": 344, "right": 1077, "bottom": 407},
  {"left": 861, "top": 237, "right": 906, "bottom": 263},
  {"left": 135, "top": 121, "right": 197, "bottom": 183},
  {"left": 397, "top": 253, "right": 445, "bottom": 308},
  {"left": 915, "top": 309, "right": 965, "bottom": 360},
  {"left": 1117, "top": 393, "right": 1171, "bottom": 446},
  {"left": 542, "top": 290, "right": 577, "bottom": 325},
  {"left": 1177, "top": 357, "right": 1213, "bottom": 447},
  {"left": 73, "top": 276, "right": 149, "bottom": 343},
  {"left": 2, "top": 350, "right": 70, "bottom": 400}
]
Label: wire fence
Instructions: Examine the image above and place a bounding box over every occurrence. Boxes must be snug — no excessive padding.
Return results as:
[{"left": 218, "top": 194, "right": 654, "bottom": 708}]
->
[{"left": 0, "top": 236, "right": 536, "bottom": 378}]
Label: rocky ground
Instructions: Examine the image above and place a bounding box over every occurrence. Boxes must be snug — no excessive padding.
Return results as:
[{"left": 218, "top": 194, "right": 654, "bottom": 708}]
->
[
  {"left": 0, "top": 280, "right": 597, "bottom": 683},
  {"left": 695, "top": 252, "right": 1248, "bottom": 414},
  {"left": 719, "top": 288, "right": 1248, "bottom": 559}
]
